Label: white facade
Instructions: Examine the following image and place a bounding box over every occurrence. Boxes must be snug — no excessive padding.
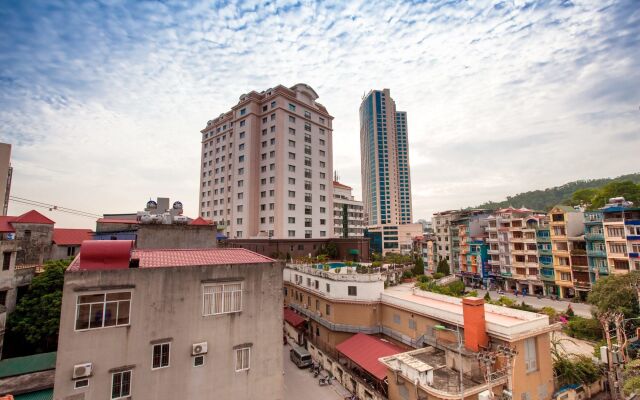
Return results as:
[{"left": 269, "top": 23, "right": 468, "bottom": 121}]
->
[
  {"left": 199, "top": 84, "right": 334, "bottom": 239},
  {"left": 332, "top": 181, "right": 364, "bottom": 237}
]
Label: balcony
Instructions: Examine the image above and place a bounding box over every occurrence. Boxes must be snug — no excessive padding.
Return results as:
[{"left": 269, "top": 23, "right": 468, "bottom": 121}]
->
[
  {"left": 538, "top": 248, "right": 552, "bottom": 256},
  {"left": 587, "top": 249, "right": 606, "bottom": 258},
  {"left": 501, "top": 272, "right": 512, "bottom": 277},
  {"left": 585, "top": 233, "right": 604, "bottom": 241},
  {"left": 573, "top": 280, "right": 591, "bottom": 289}
]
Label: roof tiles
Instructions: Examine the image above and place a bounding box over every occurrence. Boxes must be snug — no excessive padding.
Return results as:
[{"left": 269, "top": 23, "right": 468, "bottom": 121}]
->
[
  {"left": 52, "top": 229, "right": 93, "bottom": 245},
  {"left": 335, "top": 333, "right": 404, "bottom": 380}
]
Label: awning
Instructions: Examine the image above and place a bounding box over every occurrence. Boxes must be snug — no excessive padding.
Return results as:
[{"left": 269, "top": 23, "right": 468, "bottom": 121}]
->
[
  {"left": 216, "top": 233, "right": 227, "bottom": 240},
  {"left": 284, "top": 308, "right": 306, "bottom": 329},
  {"left": 335, "top": 333, "right": 403, "bottom": 380},
  {"left": 349, "top": 249, "right": 359, "bottom": 255}
]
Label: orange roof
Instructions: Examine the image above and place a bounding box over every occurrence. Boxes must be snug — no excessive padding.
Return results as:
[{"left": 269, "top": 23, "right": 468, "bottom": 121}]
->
[
  {"left": 0, "top": 216, "right": 16, "bottom": 232},
  {"left": 14, "top": 210, "right": 55, "bottom": 224},
  {"left": 336, "top": 333, "right": 404, "bottom": 380},
  {"left": 53, "top": 228, "right": 94, "bottom": 245},
  {"left": 189, "top": 217, "right": 213, "bottom": 226},
  {"left": 332, "top": 180, "right": 352, "bottom": 190}
]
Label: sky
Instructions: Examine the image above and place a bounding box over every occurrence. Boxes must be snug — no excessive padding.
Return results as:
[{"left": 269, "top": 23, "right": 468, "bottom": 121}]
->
[{"left": 0, "top": 0, "right": 639, "bottom": 228}]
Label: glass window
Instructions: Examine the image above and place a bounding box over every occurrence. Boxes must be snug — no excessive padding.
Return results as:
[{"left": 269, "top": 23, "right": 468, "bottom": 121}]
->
[
  {"left": 202, "top": 282, "right": 242, "bottom": 315},
  {"left": 111, "top": 370, "right": 132, "bottom": 399},
  {"left": 152, "top": 342, "right": 170, "bottom": 369},
  {"left": 235, "top": 347, "right": 251, "bottom": 371},
  {"left": 75, "top": 291, "right": 131, "bottom": 331}
]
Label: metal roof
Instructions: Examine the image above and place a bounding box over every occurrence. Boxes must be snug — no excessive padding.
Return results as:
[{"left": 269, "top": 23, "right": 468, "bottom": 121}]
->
[{"left": 0, "top": 352, "right": 56, "bottom": 379}]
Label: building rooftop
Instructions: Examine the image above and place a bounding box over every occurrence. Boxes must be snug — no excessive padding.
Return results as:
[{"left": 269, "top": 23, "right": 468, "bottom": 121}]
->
[
  {"left": 336, "top": 333, "right": 404, "bottom": 380},
  {"left": 96, "top": 217, "right": 139, "bottom": 224},
  {"left": 284, "top": 308, "right": 306, "bottom": 329},
  {"left": 68, "top": 241, "right": 275, "bottom": 271},
  {"left": 381, "top": 289, "right": 552, "bottom": 341},
  {"left": 0, "top": 352, "right": 56, "bottom": 379},
  {"left": 332, "top": 180, "right": 352, "bottom": 190},
  {"left": 52, "top": 228, "right": 93, "bottom": 245},
  {"left": 0, "top": 210, "right": 56, "bottom": 233}
]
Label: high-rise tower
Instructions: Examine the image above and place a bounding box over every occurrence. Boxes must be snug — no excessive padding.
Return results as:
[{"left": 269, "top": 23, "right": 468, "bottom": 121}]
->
[{"left": 359, "top": 89, "right": 412, "bottom": 226}]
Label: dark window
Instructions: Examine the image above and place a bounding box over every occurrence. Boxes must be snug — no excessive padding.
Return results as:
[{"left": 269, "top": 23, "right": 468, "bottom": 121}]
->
[
  {"left": 194, "top": 355, "right": 205, "bottom": 367},
  {"left": 67, "top": 247, "right": 76, "bottom": 257},
  {"left": 348, "top": 286, "right": 357, "bottom": 296},
  {"left": 2, "top": 252, "right": 10, "bottom": 270},
  {"left": 111, "top": 370, "right": 132, "bottom": 399},
  {"left": 23, "top": 230, "right": 31, "bottom": 240},
  {"left": 152, "top": 343, "right": 170, "bottom": 369},
  {"left": 0, "top": 290, "right": 7, "bottom": 306}
]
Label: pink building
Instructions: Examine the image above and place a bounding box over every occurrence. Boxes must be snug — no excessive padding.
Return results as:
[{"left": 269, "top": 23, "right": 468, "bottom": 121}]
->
[{"left": 199, "top": 84, "right": 334, "bottom": 239}]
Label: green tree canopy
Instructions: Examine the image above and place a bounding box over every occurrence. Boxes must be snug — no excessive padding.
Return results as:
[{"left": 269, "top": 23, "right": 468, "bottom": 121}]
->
[
  {"left": 569, "top": 188, "right": 598, "bottom": 208},
  {"left": 6, "top": 258, "right": 71, "bottom": 355},
  {"left": 587, "top": 271, "right": 640, "bottom": 318},
  {"left": 589, "top": 181, "right": 640, "bottom": 209},
  {"left": 436, "top": 259, "right": 450, "bottom": 276},
  {"left": 413, "top": 256, "right": 424, "bottom": 276}
]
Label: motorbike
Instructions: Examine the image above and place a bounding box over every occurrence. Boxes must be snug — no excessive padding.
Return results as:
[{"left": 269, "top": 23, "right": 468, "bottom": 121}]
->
[
  {"left": 319, "top": 375, "right": 333, "bottom": 386},
  {"left": 313, "top": 368, "right": 321, "bottom": 377}
]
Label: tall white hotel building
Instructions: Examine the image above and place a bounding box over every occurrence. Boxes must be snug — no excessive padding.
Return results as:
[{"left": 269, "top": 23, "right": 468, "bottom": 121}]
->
[{"left": 199, "top": 84, "right": 334, "bottom": 239}]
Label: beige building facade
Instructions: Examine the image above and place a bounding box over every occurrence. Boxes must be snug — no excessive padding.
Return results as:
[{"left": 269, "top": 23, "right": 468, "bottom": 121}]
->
[
  {"left": 333, "top": 181, "right": 365, "bottom": 237},
  {"left": 54, "top": 242, "right": 284, "bottom": 400},
  {"left": 199, "top": 84, "right": 334, "bottom": 240}
]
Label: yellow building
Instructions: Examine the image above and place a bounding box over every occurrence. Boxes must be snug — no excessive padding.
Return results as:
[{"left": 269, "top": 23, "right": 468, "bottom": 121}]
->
[{"left": 549, "top": 206, "right": 585, "bottom": 299}]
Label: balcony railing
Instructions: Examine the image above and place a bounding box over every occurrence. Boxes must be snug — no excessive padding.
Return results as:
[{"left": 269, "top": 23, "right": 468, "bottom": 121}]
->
[
  {"left": 585, "top": 233, "right": 604, "bottom": 241},
  {"left": 587, "top": 249, "right": 607, "bottom": 258},
  {"left": 573, "top": 280, "right": 591, "bottom": 289}
]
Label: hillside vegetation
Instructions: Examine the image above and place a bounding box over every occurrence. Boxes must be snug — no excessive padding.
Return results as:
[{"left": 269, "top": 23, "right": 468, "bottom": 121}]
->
[{"left": 473, "top": 173, "right": 640, "bottom": 211}]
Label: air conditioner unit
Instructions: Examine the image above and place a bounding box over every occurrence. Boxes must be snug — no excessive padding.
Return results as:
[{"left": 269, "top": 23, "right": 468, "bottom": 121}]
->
[
  {"left": 192, "top": 342, "right": 208, "bottom": 356},
  {"left": 73, "top": 363, "right": 93, "bottom": 379}
]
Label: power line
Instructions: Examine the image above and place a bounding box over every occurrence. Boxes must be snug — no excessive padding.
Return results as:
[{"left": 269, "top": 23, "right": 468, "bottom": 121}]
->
[{"left": 9, "top": 196, "right": 102, "bottom": 219}]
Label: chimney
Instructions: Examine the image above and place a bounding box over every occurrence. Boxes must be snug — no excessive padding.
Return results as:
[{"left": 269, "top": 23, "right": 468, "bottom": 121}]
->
[{"left": 462, "top": 297, "right": 488, "bottom": 352}]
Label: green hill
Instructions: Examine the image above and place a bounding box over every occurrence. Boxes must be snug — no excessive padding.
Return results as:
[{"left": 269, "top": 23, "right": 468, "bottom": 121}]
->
[{"left": 473, "top": 173, "right": 640, "bottom": 211}]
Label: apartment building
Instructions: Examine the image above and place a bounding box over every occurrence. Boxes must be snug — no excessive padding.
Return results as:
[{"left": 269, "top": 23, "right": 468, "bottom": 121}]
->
[
  {"left": 359, "top": 89, "right": 412, "bottom": 226},
  {"left": 432, "top": 210, "right": 459, "bottom": 264},
  {"left": 54, "top": 240, "right": 284, "bottom": 400},
  {"left": 366, "top": 223, "right": 423, "bottom": 256},
  {"left": 0, "top": 143, "right": 12, "bottom": 216},
  {"left": 602, "top": 201, "right": 640, "bottom": 273},
  {"left": 283, "top": 264, "right": 556, "bottom": 400},
  {"left": 199, "top": 84, "right": 334, "bottom": 239},
  {"left": 584, "top": 211, "right": 608, "bottom": 284},
  {"left": 451, "top": 210, "right": 491, "bottom": 276},
  {"left": 333, "top": 181, "right": 365, "bottom": 237},
  {"left": 548, "top": 206, "right": 585, "bottom": 299},
  {"left": 536, "top": 216, "right": 556, "bottom": 296}
]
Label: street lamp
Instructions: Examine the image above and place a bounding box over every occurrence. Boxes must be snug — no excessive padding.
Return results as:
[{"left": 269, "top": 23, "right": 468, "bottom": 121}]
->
[{"left": 434, "top": 324, "right": 464, "bottom": 400}]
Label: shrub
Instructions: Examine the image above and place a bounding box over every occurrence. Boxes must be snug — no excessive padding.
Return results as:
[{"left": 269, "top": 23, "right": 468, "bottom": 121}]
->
[
  {"left": 371, "top": 261, "right": 382, "bottom": 269},
  {"left": 483, "top": 292, "right": 492, "bottom": 302},
  {"left": 540, "top": 307, "right": 558, "bottom": 322},
  {"left": 402, "top": 270, "right": 414, "bottom": 279},
  {"left": 433, "top": 272, "right": 444, "bottom": 280},
  {"left": 565, "top": 317, "right": 603, "bottom": 341},
  {"left": 417, "top": 275, "right": 430, "bottom": 283}
]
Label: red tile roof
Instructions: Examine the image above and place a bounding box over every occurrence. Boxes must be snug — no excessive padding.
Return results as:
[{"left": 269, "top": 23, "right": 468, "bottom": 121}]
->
[
  {"left": 14, "top": 210, "right": 55, "bottom": 224},
  {"left": 0, "top": 216, "right": 16, "bottom": 233},
  {"left": 131, "top": 248, "right": 274, "bottom": 268},
  {"left": 189, "top": 217, "right": 213, "bottom": 226},
  {"left": 68, "top": 243, "right": 274, "bottom": 271},
  {"left": 335, "top": 333, "right": 404, "bottom": 380},
  {"left": 333, "top": 180, "right": 352, "bottom": 190},
  {"left": 284, "top": 308, "right": 306, "bottom": 329},
  {"left": 96, "top": 218, "right": 139, "bottom": 224},
  {"left": 52, "top": 228, "right": 94, "bottom": 245}
]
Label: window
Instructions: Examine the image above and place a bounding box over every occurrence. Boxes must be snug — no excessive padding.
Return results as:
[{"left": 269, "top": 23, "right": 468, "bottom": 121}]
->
[
  {"left": 2, "top": 252, "right": 11, "bottom": 270},
  {"left": 111, "top": 370, "right": 132, "bottom": 399},
  {"left": 304, "top": 110, "right": 311, "bottom": 118},
  {"left": 74, "top": 379, "right": 89, "bottom": 389},
  {"left": 326, "top": 304, "right": 331, "bottom": 315},
  {"left": 0, "top": 290, "right": 6, "bottom": 306},
  {"left": 288, "top": 165, "right": 295, "bottom": 172},
  {"left": 288, "top": 230, "right": 296, "bottom": 237},
  {"left": 288, "top": 103, "right": 296, "bottom": 111},
  {"left": 348, "top": 286, "right": 357, "bottom": 296},
  {"left": 235, "top": 347, "right": 251, "bottom": 371},
  {"left": 288, "top": 177, "right": 295, "bottom": 185},
  {"left": 240, "top": 108, "right": 246, "bottom": 115},
  {"left": 194, "top": 355, "right": 205, "bottom": 367},
  {"left": 524, "top": 337, "right": 538, "bottom": 372},
  {"left": 288, "top": 204, "right": 295, "bottom": 211},
  {"left": 326, "top": 283, "right": 330, "bottom": 293},
  {"left": 409, "top": 319, "right": 417, "bottom": 330},
  {"left": 75, "top": 291, "right": 131, "bottom": 330},
  {"left": 202, "top": 282, "right": 242, "bottom": 315},
  {"left": 393, "top": 314, "right": 401, "bottom": 324},
  {"left": 289, "top": 152, "right": 296, "bottom": 159},
  {"left": 288, "top": 191, "right": 295, "bottom": 198},
  {"left": 288, "top": 217, "right": 295, "bottom": 223},
  {"left": 152, "top": 342, "right": 170, "bottom": 369}
]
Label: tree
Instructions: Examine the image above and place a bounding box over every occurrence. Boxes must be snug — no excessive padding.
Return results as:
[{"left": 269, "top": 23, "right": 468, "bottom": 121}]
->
[
  {"left": 324, "top": 243, "right": 338, "bottom": 260},
  {"left": 590, "top": 181, "right": 640, "bottom": 209},
  {"left": 6, "top": 258, "right": 71, "bottom": 356},
  {"left": 413, "top": 257, "right": 424, "bottom": 276},
  {"left": 623, "top": 359, "right": 640, "bottom": 397},
  {"left": 570, "top": 188, "right": 598, "bottom": 208},
  {"left": 588, "top": 271, "right": 640, "bottom": 318},
  {"left": 436, "top": 259, "right": 450, "bottom": 276},
  {"left": 551, "top": 334, "right": 603, "bottom": 387}
]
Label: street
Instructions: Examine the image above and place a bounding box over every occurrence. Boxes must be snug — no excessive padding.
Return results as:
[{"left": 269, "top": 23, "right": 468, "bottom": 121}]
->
[
  {"left": 471, "top": 288, "right": 594, "bottom": 318},
  {"left": 283, "top": 345, "right": 350, "bottom": 400}
]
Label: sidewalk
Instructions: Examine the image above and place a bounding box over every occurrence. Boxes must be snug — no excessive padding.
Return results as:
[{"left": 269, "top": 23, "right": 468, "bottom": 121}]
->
[{"left": 471, "top": 288, "right": 593, "bottom": 318}]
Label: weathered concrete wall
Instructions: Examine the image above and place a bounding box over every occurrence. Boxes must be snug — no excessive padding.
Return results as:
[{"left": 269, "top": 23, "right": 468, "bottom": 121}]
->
[
  {"left": 225, "top": 237, "right": 370, "bottom": 262},
  {"left": 54, "top": 261, "right": 284, "bottom": 400},
  {"left": 14, "top": 223, "right": 53, "bottom": 266},
  {"left": 49, "top": 245, "right": 78, "bottom": 261},
  {"left": 136, "top": 225, "right": 218, "bottom": 249},
  {"left": 0, "top": 241, "right": 19, "bottom": 313}
]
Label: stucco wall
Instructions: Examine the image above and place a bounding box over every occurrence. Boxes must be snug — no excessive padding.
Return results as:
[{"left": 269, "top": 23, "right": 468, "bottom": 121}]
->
[
  {"left": 136, "top": 225, "right": 218, "bottom": 249},
  {"left": 54, "top": 261, "right": 284, "bottom": 400}
]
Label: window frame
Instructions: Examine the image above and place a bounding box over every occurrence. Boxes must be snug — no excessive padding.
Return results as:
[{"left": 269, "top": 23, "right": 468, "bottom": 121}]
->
[
  {"left": 111, "top": 369, "right": 132, "bottom": 400},
  {"left": 151, "top": 342, "right": 171, "bottom": 370},
  {"left": 235, "top": 347, "right": 251, "bottom": 372},
  {"left": 202, "top": 282, "right": 243, "bottom": 316},
  {"left": 74, "top": 290, "right": 132, "bottom": 332}
]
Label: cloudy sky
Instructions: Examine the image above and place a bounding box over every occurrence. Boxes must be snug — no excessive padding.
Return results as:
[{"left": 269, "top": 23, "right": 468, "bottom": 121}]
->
[{"left": 1, "top": 0, "right": 638, "bottom": 228}]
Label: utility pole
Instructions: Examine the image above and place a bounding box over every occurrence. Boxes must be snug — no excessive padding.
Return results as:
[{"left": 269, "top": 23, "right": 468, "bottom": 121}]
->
[{"left": 600, "top": 312, "right": 627, "bottom": 400}]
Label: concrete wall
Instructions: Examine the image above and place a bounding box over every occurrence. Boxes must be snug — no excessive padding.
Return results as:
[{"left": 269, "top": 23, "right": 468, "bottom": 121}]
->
[
  {"left": 0, "top": 242, "right": 20, "bottom": 313},
  {"left": 54, "top": 261, "right": 284, "bottom": 400},
  {"left": 50, "top": 245, "right": 78, "bottom": 261},
  {"left": 136, "top": 225, "right": 218, "bottom": 249},
  {"left": 0, "top": 143, "right": 11, "bottom": 216},
  {"left": 14, "top": 223, "right": 53, "bottom": 266}
]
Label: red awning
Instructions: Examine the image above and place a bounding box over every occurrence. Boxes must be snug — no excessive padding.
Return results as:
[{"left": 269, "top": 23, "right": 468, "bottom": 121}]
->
[
  {"left": 284, "top": 308, "right": 305, "bottom": 329},
  {"left": 336, "top": 333, "right": 404, "bottom": 381}
]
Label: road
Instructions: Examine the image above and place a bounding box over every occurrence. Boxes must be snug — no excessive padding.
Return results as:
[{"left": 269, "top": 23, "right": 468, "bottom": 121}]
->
[
  {"left": 283, "top": 345, "right": 350, "bottom": 400},
  {"left": 471, "top": 288, "right": 594, "bottom": 318}
]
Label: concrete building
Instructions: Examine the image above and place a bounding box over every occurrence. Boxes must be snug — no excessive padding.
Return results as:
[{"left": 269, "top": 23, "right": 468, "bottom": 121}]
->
[
  {"left": 332, "top": 181, "right": 365, "bottom": 237},
  {"left": 283, "top": 263, "right": 556, "bottom": 400},
  {"left": 548, "top": 206, "right": 585, "bottom": 299},
  {"left": 432, "top": 211, "right": 459, "bottom": 265},
  {"left": 450, "top": 210, "right": 491, "bottom": 276},
  {"left": 584, "top": 211, "right": 608, "bottom": 284},
  {"left": 602, "top": 199, "right": 640, "bottom": 274},
  {"left": 54, "top": 241, "right": 284, "bottom": 400},
  {"left": 51, "top": 229, "right": 93, "bottom": 260},
  {"left": 359, "top": 89, "right": 412, "bottom": 226},
  {"left": 199, "top": 84, "right": 334, "bottom": 240},
  {"left": 536, "top": 216, "right": 556, "bottom": 296},
  {"left": 366, "top": 223, "right": 423, "bottom": 256},
  {"left": 0, "top": 144, "right": 12, "bottom": 217}
]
